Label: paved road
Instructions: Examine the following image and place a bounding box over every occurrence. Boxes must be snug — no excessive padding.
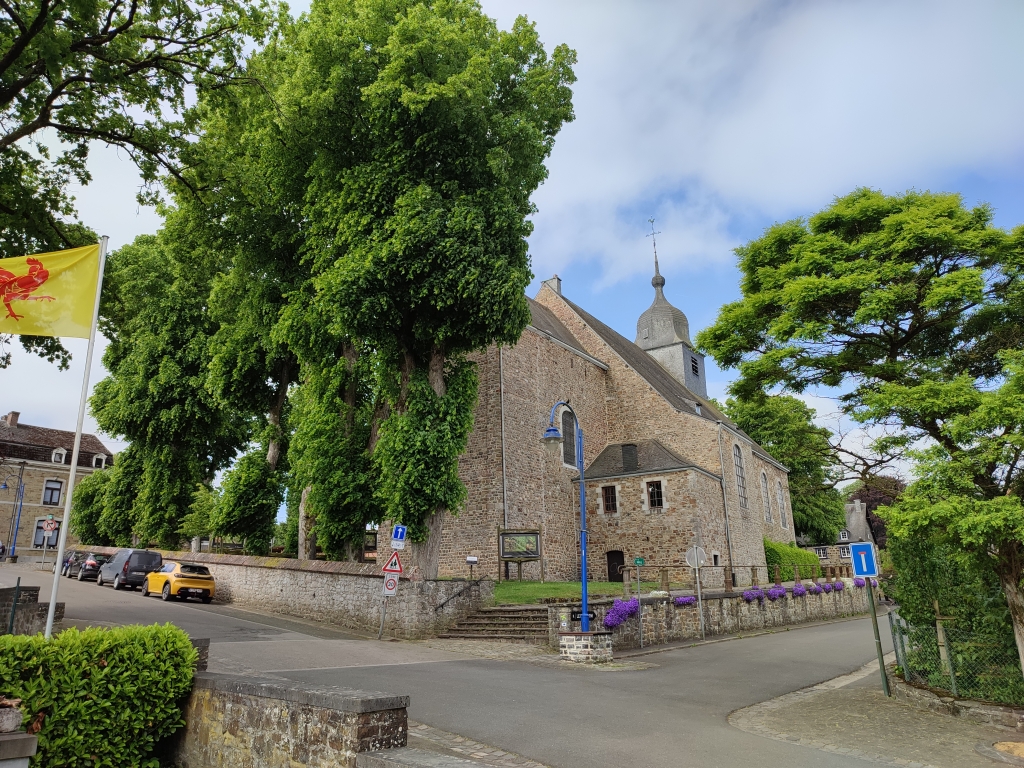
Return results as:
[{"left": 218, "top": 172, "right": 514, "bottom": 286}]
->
[{"left": 5, "top": 563, "right": 898, "bottom": 768}]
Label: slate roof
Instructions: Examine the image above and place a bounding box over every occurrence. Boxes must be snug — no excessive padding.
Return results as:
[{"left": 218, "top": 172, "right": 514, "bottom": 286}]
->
[
  {"left": 557, "top": 295, "right": 785, "bottom": 470},
  {"left": 583, "top": 440, "right": 713, "bottom": 481},
  {"left": 0, "top": 416, "right": 112, "bottom": 469},
  {"left": 526, "top": 298, "right": 607, "bottom": 368}
]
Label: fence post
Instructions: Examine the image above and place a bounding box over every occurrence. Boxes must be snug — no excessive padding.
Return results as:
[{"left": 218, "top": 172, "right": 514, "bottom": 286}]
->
[
  {"left": 660, "top": 567, "right": 670, "bottom": 593},
  {"left": 934, "top": 600, "right": 958, "bottom": 697},
  {"left": 774, "top": 565, "right": 781, "bottom": 586},
  {"left": 793, "top": 564, "right": 801, "bottom": 585},
  {"left": 887, "top": 612, "right": 904, "bottom": 673},
  {"left": 724, "top": 565, "right": 733, "bottom": 593},
  {"left": 750, "top": 566, "right": 758, "bottom": 587},
  {"left": 622, "top": 568, "right": 631, "bottom": 598}
]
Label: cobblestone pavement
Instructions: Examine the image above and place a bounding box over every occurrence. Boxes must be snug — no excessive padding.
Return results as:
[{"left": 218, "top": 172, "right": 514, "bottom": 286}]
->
[
  {"left": 415, "top": 638, "right": 656, "bottom": 670},
  {"left": 408, "top": 720, "right": 548, "bottom": 768},
  {"left": 730, "top": 656, "right": 1011, "bottom": 768}
]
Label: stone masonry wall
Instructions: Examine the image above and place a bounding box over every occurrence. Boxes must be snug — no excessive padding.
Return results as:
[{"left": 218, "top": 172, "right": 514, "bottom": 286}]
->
[
  {"left": 173, "top": 673, "right": 408, "bottom": 768},
  {"left": 80, "top": 547, "right": 492, "bottom": 639},
  {"left": 548, "top": 579, "right": 872, "bottom": 650},
  {"left": 0, "top": 462, "right": 100, "bottom": 556},
  {"left": 0, "top": 585, "right": 63, "bottom": 635}
]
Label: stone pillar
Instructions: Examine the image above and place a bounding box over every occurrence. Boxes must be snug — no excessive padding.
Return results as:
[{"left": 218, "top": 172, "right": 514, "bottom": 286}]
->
[
  {"left": 794, "top": 564, "right": 801, "bottom": 585},
  {"left": 558, "top": 631, "right": 613, "bottom": 663},
  {"left": 773, "top": 565, "right": 781, "bottom": 586},
  {"left": 660, "top": 568, "right": 670, "bottom": 593}
]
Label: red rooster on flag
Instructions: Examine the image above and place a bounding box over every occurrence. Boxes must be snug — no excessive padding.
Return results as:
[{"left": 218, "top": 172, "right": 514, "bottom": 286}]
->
[{"left": 0, "top": 258, "right": 54, "bottom": 320}]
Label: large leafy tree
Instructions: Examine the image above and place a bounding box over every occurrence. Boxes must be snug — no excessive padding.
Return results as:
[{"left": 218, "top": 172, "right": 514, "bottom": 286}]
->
[
  {"left": 91, "top": 225, "right": 247, "bottom": 547},
  {"left": 265, "top": 0, "right": 576, "bottom": 575},
  {"left": 723, "top": 394, "right": 845, "bottom": 544},
  {"left": 0, "top": 0, "right": 269, "bottom": 369},
  {"left": 698, "top": 188, "right": 1024, "bottom": 672}
]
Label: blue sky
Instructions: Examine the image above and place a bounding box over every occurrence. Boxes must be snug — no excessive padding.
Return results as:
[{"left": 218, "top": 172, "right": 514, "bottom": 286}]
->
[{"left": 3, "top": 0, "right": 1024, "bottom": 463}]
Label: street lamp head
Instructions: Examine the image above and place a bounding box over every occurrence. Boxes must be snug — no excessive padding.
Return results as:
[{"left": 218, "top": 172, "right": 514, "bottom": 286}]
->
[{"left": 540, "top": 425, "right": 563, "bottom": 455}]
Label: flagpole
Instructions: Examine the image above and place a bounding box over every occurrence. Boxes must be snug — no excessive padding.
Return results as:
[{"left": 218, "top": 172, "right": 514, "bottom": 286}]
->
[{"left": 44, "top": 236, "right": 108, "bottom": 639}]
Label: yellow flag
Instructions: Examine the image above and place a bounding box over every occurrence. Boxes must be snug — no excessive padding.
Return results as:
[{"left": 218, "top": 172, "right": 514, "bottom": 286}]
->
[{"left": 0, "top": 244, "right": 101, "bottom": 339}]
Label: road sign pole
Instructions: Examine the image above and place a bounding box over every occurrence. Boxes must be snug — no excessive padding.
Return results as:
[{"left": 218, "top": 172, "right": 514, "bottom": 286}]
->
[
  {"left": 637, "top": 564, "right": 642, "bottom": 648},
  {"left": 866, "top": 581, "right": 890, "bottom": 696},
  {"left": 378, "top": 597, "right": 388, "bottom": 640},
  {"left": 695, "top": 565, "right": 705, "bottom": 640}
]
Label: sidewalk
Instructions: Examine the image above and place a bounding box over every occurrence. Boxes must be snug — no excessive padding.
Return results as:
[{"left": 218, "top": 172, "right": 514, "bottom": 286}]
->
[{"left": 730, "top": 654, "right": 1017, "bottom": 768}]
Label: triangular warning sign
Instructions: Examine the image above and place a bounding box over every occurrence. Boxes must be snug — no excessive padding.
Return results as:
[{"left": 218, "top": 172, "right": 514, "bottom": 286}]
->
[{"left": 382, "top": 550, "right": 403, "bottom": 574}]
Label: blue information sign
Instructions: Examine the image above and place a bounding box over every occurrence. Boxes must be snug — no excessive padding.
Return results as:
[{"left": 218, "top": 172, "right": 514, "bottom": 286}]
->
[
  {"left": 850, "top": 542, "right": 878, "bottom": 578},
  {"left": 391, "top": 525, "right": 407, "bottom": 542}
]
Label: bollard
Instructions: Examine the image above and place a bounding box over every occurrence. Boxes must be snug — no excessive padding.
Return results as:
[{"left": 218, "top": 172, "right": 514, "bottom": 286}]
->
[
  {"left": 774, "top": 564, "right": 782, "bottom": 586},
  {"left": 660, "top": 567, "right": 670, "bottom": 594},
  {"left": 793, "top": 564, "right": 801, "bottom": 585}
]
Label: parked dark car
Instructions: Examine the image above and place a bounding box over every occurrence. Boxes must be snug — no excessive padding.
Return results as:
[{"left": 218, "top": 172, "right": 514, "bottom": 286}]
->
[
  {"left": 54, "top": 549, "right": 79, "bottom": 576},
  {"left": 97, "top": 549, "right": 163, "bottom": 590},
  {"left": 67, "top": 551, "right": 111, "bottom": 581}
]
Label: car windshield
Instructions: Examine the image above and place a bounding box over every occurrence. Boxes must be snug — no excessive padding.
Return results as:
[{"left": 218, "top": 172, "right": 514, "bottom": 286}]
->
[{"left": 180, "top": 564, "right": 210, "bottom": 576}]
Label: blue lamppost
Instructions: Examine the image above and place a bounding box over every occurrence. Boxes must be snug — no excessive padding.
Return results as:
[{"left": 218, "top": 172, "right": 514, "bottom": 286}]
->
[
  {"left": 540, "top": 401, "right": 590, "bottom": 632},
  {"left": 1, "top": 462, "right": 26, "bottom": 560}
]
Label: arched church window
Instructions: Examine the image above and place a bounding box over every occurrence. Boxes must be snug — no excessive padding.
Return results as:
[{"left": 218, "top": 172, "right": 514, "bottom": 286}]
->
[
  {"left": 561, "top": 410, "right": 576, "bottom": 467},
  {"left": 733, "top": 445, "right": 747, "bottom": 510},
  {"left": 761, "top": 472, "right": 772, "bottom": 523},
  {"left": 776, "top": 481, "right": 788, "bottom": 529}
]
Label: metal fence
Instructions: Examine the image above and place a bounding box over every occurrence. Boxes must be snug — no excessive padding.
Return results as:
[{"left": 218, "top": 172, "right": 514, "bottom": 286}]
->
[{"left": 889, "top": 612, "right": 1024, "bottom": 706}]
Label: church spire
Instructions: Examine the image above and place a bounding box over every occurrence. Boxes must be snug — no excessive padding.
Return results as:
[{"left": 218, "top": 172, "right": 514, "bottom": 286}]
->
[
  {"left": 648, "top": 218, "right": 666, "bottom": 289},
  {"left": 636, "top": 218, "right": 691, "bottom": 349}
]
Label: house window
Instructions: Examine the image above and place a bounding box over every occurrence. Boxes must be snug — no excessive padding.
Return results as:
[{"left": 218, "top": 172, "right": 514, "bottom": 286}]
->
[
  {"left": 647, "top": 481, "right": 663, "bottom": 510},
  {"left": 695, "top": 403, "right": 702, "bottom": 416},
  {"left": 776, "top": 481, "right": 788, "bottom": 529},
  {"left": 51, "top": 449, "right": 65, "bottom": 464},
  {"left": 839, "top": 530, "right": 850, "bottom": 542},
  {"left": 691, "top": 357, "right": 700, "bottom": 377},
  {"left": 839, "top": 546, "right": 851, "bottom": 559},
  {"left": 602, "top": 486, "right": 618, "bottom": 514},
  {"left": 42, "top": 480, "right": 63, "bottom": 506},
  {"left": 561, "top": 410, "right": 576, "bottom": 467},
  {"left": 712, "top": 552, "right": 720, "bottom": 566},
  {"left": 760, "top": 472, "right": 772, "bottom": 523},
  {"left": 93, "top": 454, "right": 106, "bottom": 469},
  {"left": 814, "top": 547, "right": 829, "bottom": 559},
  {"left": 733, "top": 445, "right": 748, "bottom": 510},
  {"left": 33, "top": 519, "right": 60, "bottom": 548}
]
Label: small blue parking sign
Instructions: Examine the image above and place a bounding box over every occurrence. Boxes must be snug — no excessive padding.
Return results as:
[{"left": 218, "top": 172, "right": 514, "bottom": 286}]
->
[
  {"left": 850, "top": 542, "right": 878, "bottom": 578},
  {"left": 391, "top": 525, "right": 407, "bottom": 542}
]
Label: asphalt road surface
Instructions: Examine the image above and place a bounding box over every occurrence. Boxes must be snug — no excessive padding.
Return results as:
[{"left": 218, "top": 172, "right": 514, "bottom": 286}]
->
[{"left": 4, "top": 563, "right": 897, "bottom": 768}]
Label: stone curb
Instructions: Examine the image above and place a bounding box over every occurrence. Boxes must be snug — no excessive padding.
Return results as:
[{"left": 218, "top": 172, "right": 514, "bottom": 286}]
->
[{"left": 727, "top": 654, "right": 941, "bottom": 768}]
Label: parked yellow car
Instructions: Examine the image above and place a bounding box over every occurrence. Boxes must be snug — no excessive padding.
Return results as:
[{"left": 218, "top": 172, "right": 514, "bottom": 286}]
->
[{"left": 142, "top": 561, "right": 216, "bottom": 603}]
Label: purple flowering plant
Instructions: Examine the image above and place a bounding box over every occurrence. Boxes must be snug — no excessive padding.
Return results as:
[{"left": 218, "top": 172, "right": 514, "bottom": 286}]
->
[
  {"left": 853, "top": 577, "right": 866, "bottom": 588},
  {"left": 871, "top": 579, "right": 878, "bottom": 587},
  {"left": 766, "top": 586, "right": 787, "bottom": 601},
  {"left": 821, "top": 582, "right": 833, "bottom": 593},
  {"left": 833, "top": 580, "right": 844, "bottom": 591},
  {"left": 743, "top": 587, "right": 765, "bottom": 603},
  {"left": 792, "top": 583, "right": 807, "bottom": 597},
  {"left": 807, "top": 583, "right": 824, "bottom": 595},
  {"left": 674, "top": 596, "right": 697, "bottom": 607},
  {"left": 603, "top": 597, "right": 640, "bottom": 629}
]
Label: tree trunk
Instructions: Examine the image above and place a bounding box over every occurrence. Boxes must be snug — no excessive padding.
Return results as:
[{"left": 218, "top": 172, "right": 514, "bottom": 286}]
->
[
  {"left": 405, "top": 508, "right": 446, "bottom": 580},
  {"left": 266, "top": 360, "right": 291, "bottom": 471},
  {"left": 297, "top": 485, "right": 316, "bottom": 560},
  {"left": 998, "top": 558, "right": 1024, "bottom": 678},
  {"left": 428, "top": 344, "right": 446, "bottom": 398}
]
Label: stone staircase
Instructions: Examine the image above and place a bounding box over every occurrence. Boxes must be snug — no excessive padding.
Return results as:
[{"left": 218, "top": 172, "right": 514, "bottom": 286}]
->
[{"left": 437, "top": 604, "right": 549, "bottom": 644}]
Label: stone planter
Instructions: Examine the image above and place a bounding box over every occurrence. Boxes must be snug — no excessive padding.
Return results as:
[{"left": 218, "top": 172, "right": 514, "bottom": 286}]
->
[{"left": 0, "top": 708, "right": 22, "bottom": 734}]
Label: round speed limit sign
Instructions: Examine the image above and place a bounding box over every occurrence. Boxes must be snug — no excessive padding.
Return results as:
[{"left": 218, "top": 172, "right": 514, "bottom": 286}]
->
[
  {"left": 42, "top": 519, "right": 58, "bottom": 532},
  {"left": 382, "top": 575, "right": 398, "bottom": 596}
]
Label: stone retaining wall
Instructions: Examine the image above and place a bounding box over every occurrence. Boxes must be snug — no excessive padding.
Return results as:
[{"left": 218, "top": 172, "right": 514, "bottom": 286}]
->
[
  {"left": 0, "top": 585, "right": 63, "bottom": 635},
  {"left": 548, "top": 579, "right": 872, "bottom": 650},
  {"left": 172, "top": 673, "right": 408, "bottom": 768},
  {"left": 888, "top": 667, "right": 1024, "bottom": 731},
  {"left": 80, "top": 546, "right": 492, "bottom": 638}
]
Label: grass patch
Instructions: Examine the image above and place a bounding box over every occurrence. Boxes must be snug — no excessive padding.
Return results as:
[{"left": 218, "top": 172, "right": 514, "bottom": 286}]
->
[{"left": 493, "top": 580, "right": 664, "bottom": 604}]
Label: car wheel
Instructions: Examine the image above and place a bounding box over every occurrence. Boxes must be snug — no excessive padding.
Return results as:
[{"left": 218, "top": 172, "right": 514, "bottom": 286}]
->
[
  {"left": 112, "top": 575, "right": 122, "bottom": 591},
  {"left": 141, "top": 581, "right": 149, "bottom": 597},
  {"left": 97, "top": 573, "right": 104, "bottom": 586},
  {"left": 201, "top": 596, "right": 212, "bottom": 604},
  {"left": 161, "top": 583, "right": 172, "bottom": 601},
  {"left": 78, "top": 569, "right": 85, "bottom": 582}
]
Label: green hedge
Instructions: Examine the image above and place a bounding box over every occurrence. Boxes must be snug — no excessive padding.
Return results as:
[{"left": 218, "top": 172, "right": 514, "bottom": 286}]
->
[
  {"left": 0, "top": 624, "right": 197, "bottom": 767},
  {"left": 764, "top": 538, "right": 821, "bottom": 582}
]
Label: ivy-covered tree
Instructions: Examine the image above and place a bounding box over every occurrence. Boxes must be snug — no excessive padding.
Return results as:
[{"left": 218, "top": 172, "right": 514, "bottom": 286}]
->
[
  {"left": 69, "top": 469, "right": 112, "bottom": 546},
  {"left": 269, "top": 0, "right": 576, "bottom": 576},
  {"left": 215, "top": 448, "right": 281, "bottom": 554},
  {"left": 698, "top": 188, "right": 1024, "bottom": 674},
  {"left": 723, "top": 394, "right": 845, "bottom": 544},
  {"left": 179, "top": 484, "right": 218, "bottom": 543},
  {"left": 97, "top": 444, "right": 145, "bottom": 547}
]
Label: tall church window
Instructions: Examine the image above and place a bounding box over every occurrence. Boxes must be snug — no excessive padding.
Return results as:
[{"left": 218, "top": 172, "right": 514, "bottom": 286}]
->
[
  {"left": 733, "top": 445, "right": 747, "bottom": 510},
  {"left": 776, "top": 481, "right": 788, "bottom": 529},
  {"left": 647, "top": 481, "right": 663, "bottom": 510},
  {"left": 602, "top": 486, "right": 618, "bottom": 514},
  {"left": 561, "top": 410, "right": 576, "bottom": 467},
  {"left": 760, "top": 472, "right": 772, "bottom": 523}
]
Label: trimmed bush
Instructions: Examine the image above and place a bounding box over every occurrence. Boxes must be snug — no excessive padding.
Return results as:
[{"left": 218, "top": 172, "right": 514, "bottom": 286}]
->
[
  {"left": 763, "top": 538, "right": 821, "bottom": 582},
  {"left": 0, "top": 624, "right": 197, "bottom": 767}
]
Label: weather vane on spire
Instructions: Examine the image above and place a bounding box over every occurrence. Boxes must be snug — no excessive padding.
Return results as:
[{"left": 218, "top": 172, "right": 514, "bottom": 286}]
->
[{"left": 647, "top": 217, "right": 665, "bottom": 287}]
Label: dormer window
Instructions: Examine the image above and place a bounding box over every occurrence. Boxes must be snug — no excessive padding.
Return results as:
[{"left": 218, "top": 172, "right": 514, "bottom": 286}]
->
[
  {"left": 93, "top": 454, "right": 106, "bottom": 469},
  {"left": 51, "top": 449, "right": 66, "bottom": 464}
]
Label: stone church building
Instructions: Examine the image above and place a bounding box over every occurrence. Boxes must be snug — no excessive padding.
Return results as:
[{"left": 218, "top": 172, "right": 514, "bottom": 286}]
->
[{"left": 437, "top": 260, "right": 796, "bottom": 585}]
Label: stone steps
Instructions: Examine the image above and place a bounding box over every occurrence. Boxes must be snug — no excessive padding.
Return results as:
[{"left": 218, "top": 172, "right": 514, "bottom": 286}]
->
[{"left": 437, "top": 604, "right": 550, "bottom": 644}]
